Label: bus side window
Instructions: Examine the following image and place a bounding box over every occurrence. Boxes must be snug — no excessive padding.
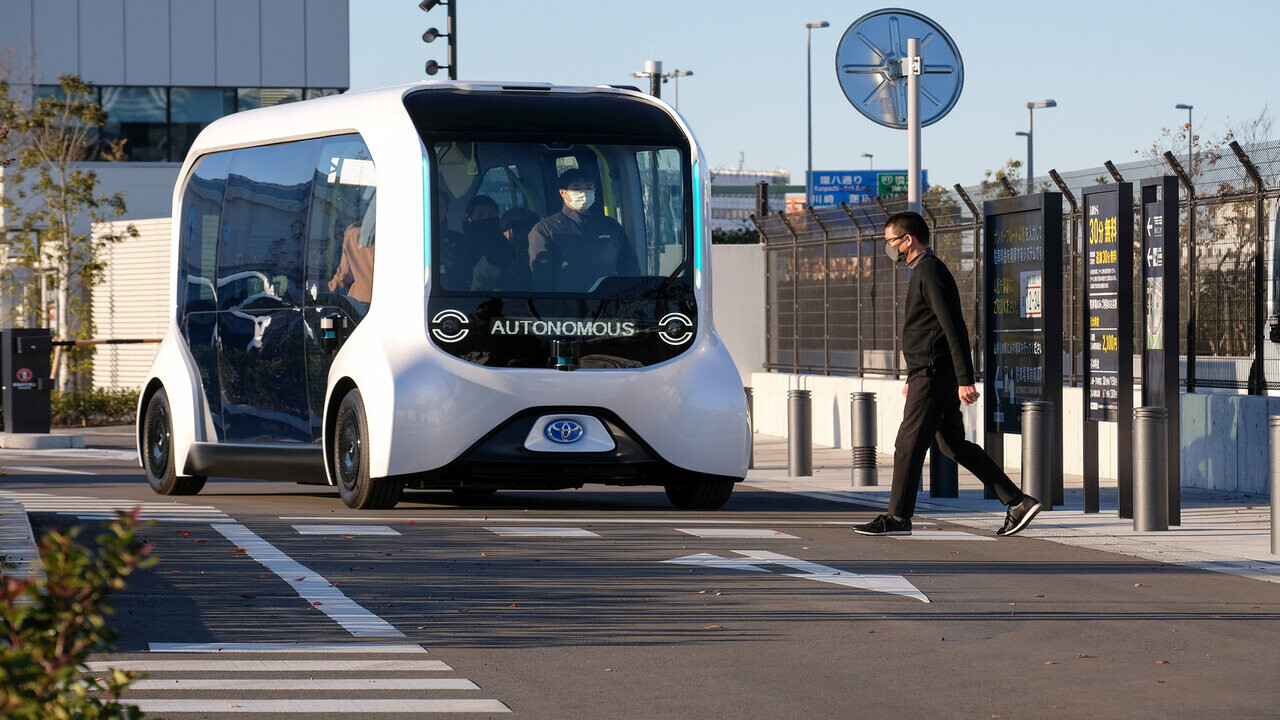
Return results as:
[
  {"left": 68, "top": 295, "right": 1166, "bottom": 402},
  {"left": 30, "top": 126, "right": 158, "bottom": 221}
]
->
[
  {"left": 179, "top": 152, "right": 230, "bottom": 317},
  {"left": 306, "top": 135, "right": 377, "bottom": 318},
  {"left": 218, "top": 141, "right": 315, "bottom": 311}
]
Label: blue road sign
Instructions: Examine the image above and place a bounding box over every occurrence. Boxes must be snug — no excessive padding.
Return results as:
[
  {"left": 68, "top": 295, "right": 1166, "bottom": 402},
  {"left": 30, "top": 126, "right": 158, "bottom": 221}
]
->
[{"left": 807, "top": 169, "right": 928, "bottom": 207}]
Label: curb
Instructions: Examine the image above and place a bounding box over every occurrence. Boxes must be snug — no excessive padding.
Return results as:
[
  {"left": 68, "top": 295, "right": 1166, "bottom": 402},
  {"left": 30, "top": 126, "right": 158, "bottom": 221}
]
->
[{"left": 0, "top": 497, "right": 43, "bottom": 589}]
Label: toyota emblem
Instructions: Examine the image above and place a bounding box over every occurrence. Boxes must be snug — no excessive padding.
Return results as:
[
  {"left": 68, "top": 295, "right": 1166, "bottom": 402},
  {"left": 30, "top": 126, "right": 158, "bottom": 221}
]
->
[{"left": 544, "top": 419, "right": 585, "bottom": 444}]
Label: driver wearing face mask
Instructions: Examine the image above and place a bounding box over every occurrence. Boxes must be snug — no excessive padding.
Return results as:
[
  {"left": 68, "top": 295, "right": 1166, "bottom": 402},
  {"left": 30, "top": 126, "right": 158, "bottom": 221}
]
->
[{"left": 528, "top": 168, "right": 640, "bottom": 292}]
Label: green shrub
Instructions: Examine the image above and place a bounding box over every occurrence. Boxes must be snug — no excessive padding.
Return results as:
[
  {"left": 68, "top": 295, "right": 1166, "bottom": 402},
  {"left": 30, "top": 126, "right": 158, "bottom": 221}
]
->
[
  {"left": 1, "top": 510, "right": 154, "bottom": 719},
  {"left": 51, "top": 388, "right": 139, "bottom": 427}
]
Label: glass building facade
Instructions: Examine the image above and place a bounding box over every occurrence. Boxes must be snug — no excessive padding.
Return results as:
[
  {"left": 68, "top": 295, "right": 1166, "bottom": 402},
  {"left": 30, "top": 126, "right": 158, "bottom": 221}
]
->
[{"left": 34, "top": 84, "right": 344, "bottom": 162}]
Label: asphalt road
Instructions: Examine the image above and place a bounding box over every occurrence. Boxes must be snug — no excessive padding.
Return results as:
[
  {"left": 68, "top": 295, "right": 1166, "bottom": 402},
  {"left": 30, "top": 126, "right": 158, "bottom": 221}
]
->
[{"left": 4, "top": 430, "right": 1280, "bottom": 719}]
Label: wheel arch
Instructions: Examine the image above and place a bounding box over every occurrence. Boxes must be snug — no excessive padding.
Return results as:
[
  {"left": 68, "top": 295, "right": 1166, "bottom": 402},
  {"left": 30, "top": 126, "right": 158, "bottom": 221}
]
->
[{"left": 322, "top": 376, "right": 359, "bottom": 486}]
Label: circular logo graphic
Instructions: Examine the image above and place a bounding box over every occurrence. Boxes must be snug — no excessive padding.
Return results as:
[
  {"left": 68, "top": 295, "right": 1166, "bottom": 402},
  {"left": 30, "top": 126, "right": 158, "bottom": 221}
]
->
[
  {"left": 15, "top": 368, "right": 33, "bottom": 383},
  {"left": 430, "top": 309, "right": 470, "bottom": 343},
  {"left": 544, "top": 419, "right": 585, "bottom": 444},
  {"left": 657, "top": 313, "right": 694, "bottom": 346}
]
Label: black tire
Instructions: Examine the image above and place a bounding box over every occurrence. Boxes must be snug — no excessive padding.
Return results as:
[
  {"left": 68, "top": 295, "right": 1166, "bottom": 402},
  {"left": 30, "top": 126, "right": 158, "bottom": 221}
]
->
[
  {"left": 333, "top": 388, "right": 402, "bottom": 509},
  {"left": 142, "top": 388, "right": 206, "bottom": 496},
  {"left": 664, "top": 477, "right": 735, "bottom": 509}
]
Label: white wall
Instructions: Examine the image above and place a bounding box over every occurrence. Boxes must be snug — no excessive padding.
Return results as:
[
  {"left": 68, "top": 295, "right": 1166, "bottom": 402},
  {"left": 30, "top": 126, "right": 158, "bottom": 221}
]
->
[
  {"left": 90, "top": 218, "right": 169, "bottom": 391},
  {"left": 710, "top": 244, "right": 766, "bottom": 385}
]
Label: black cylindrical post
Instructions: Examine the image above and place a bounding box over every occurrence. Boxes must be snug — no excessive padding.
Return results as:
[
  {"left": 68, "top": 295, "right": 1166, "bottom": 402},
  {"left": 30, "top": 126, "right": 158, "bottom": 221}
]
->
[
  {"left": 849, "top": 392, "right": 876, "bottom": 486},
  {"left": 446, "top": 0, "right": 457, "bottom": 80},
  {"left": 755, "top": 181, "right": 770, "bottom": 216},
  {"left": 745, "top": 387, "right": 754, "bottom": 470},
  {"left": 1021, "top": 401, "right": 1053, "bottom": 511},
  {"left": 788, "top": 389, "right": 812, "bottom": 477},
  {"left": 1270, "top": 417, "right": 1280, "bottom": 554},
  {"left": 929, "top": 440, "right": 958, "bottom": 498},
  {"left": 1133, "top": 406, "right": 1169, "bottom": 532}
]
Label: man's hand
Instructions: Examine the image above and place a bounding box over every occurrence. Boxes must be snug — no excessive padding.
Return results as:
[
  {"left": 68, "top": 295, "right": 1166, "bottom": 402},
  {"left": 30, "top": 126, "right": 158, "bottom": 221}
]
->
[
  {"left": 958, "top": 385, "right": 980, "bottom": 406},
  {"left": 902, "top": 382, "right": 908, "bottom": 398}
]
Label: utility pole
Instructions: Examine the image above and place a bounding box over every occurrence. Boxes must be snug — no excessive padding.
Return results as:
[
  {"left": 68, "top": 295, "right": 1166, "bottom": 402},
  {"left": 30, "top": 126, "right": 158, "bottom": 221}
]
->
[{"left": 420, "top": 0, "right": 457, "bottom": 80}]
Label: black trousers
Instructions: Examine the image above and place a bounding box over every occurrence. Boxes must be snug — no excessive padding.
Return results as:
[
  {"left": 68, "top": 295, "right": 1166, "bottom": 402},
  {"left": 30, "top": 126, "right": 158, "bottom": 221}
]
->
[{"left": 888, "top": 366, "right": 1022, "bottom": 519}]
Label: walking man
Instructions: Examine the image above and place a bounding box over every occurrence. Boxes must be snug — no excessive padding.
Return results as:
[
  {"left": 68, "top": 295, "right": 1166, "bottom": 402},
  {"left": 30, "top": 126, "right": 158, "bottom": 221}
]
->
[{"left": 853, "top": 211, "right": 1041, "bottom": 537}]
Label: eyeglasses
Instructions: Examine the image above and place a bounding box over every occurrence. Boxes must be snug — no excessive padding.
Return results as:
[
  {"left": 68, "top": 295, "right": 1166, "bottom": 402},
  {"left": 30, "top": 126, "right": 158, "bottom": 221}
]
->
[{"left": 885, "top": 233, "right": 909, "bottom": 245}]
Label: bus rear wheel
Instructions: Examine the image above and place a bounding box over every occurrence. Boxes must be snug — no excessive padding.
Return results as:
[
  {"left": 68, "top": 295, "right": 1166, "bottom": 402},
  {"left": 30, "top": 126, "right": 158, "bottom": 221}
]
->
[
  {"left": 142, "top": 388, "right": 206, "bottom": 496},
  {"left": 333, "top": 388, "right": 402, "bottom": 509},
  {"left": 664, "top": 476, "right": 734, "bottom": 509}
]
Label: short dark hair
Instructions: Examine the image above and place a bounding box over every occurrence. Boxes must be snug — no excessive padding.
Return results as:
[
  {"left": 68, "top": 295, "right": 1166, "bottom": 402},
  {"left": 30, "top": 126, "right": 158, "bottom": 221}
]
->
[
  {"left": 557, "top": 168, "right": 594, "bottom": 189},
  {"left": 463, "top": 194, "right": 499, "bottom": 220},
  {"left": 885, "top": 211, "right": 930, "bottom": 245}
]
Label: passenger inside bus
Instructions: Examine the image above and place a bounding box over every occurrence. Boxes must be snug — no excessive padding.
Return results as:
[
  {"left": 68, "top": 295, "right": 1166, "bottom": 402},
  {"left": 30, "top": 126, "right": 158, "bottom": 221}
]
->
[
  {"left": 327, "top": 194, "right": 376, "bottom": 307},
  {"left": 470, "top": 205, "right": 538, "bottom": 292},
  {"left": 528, "top": 168, "right": 640, "bottom": 293}
]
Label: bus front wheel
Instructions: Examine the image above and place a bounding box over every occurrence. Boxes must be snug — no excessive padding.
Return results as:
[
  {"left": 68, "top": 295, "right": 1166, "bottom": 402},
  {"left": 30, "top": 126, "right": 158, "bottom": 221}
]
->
[
  {"left": 142, "top": 388, "right": 206, "bottom": 496},
  {"left": 664, "top": 476, "right": 734, "bottom": 509},
  {"left": 333, "top": 388, "right": 402, "bottom": 510}
]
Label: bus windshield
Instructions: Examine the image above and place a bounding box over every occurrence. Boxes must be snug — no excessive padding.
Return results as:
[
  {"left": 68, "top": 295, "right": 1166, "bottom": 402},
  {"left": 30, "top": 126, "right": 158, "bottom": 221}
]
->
[{"left": 431, "top": 140, "right": 689, "bottom": 296}]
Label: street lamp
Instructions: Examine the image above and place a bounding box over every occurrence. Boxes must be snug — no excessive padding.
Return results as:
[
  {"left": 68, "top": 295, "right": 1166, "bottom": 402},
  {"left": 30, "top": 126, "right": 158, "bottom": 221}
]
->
[
  {"left": 631, "top": 63, "right": 693, "bottom": 108},
  {"left": 806, "top": 20, "right": 829, "bottom": 208},
  {"left": 1175, "top": 103, "right": 1193, "bottom": 172},
  {"left": 860, "top": 152, "right": 873, "bottom": 170},
  {"left": 668, "top": 69, "right": 693, "bottom": 110},
  {"left": 1015, "top": 131, "right": 1030, "bottom": 193},
  {"left": 1024, "top": 99, "right": 1057, "bottom": 194}
]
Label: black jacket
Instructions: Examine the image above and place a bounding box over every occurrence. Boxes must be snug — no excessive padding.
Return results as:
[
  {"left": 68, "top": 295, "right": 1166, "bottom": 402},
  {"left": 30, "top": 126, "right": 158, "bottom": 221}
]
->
[
  {"left": 902, "top": 252, "right": 975, "bottom": 385},
  {"left": 528, "top": 206, "right": 640, "bottom": 292}
]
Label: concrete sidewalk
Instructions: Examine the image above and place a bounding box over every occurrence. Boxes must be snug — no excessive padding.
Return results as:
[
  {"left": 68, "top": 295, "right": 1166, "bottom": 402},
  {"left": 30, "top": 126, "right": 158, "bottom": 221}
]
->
[{"left": 743, "top": 433, "right": 1280, "bottom": 585}]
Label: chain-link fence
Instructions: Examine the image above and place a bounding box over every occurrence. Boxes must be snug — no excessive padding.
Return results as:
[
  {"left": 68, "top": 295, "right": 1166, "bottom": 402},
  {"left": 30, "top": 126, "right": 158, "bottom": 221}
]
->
[{"left": 755, "top": 140, "right": 1280, "bottom": 392}]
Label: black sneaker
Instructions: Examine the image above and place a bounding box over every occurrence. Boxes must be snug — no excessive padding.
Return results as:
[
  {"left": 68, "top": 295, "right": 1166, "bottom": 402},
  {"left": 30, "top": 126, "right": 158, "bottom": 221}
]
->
[
  {"left": 996, "top": 495, "right": 1042, "bottom": 537},
  {"left": 852, "top": 514, "right": 912, "bottom": 536}
]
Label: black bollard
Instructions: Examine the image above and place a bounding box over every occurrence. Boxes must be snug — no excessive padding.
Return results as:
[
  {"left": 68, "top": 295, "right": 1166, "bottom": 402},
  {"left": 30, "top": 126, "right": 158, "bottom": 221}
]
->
[
  {"left": 1021, "top": 401, "right": 1053, "bottom": 511},
  {"left": 929, "top": 439, "right": 958, "bottom": 497},
  {"left": 849, "top": 392, "right": 877, "bottom": 486},
  {"left": 788, "top": 389, "right": 812, "bottom": 477},
  {"left": 1133, "top": 406, "right": 1169, "bottom": 532},
  {"left": 1271, "top": 417, "right": 1280, "bottom": 554}
]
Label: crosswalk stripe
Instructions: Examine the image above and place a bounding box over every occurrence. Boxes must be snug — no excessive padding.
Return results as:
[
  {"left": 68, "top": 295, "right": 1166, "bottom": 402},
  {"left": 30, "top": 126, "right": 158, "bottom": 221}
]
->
[
  {"left": 87, "top": 659, "right": 452, "bottom": 672},
  {"left": 676, "top": 528, "right": 798, "bottom": 538},
  {"left": 0, "top": 466, "right": 95, "bottom": 475},
  {"left": 484, "top": 526, "right": 599, "bottom": 537},
  {"left": 63, "top": 514, "right": 233, "bottom": 522},
  {"left": 129, "top": 678, "right": 478, "bottom": 690},
  {"left": 148, "top": 642, "right": 427, "bottom": 653},
  {"left": 124, "top": 698, "right": 509, "bottom": 713},
  {"left": 292, "top": 524, "right": 401, "bottom": 536},
  {"left": 212, "top": 523, "right": 405, "bottom": 638}
]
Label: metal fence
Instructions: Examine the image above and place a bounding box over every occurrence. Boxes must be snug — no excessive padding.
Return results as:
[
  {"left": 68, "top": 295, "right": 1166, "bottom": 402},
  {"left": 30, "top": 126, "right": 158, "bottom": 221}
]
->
[{"left": 754, "top": 140, "right": 1280, "bottom": 392}]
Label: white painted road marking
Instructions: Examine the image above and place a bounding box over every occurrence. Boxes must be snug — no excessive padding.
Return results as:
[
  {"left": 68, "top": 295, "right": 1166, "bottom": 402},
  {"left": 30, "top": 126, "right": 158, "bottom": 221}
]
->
[
  {"left": 213, "top": 523, "right": 405, "bottom": 638},
  {"left": 87, "top": 659, "right": 451, "bottom": 672},
  {"left": 129, "top": 677, "right": 479, "bottom": 690},
  {"left": 0, "top": 466, "right": 95, "bottom": 475},
  {"left": 894, "top": 530, "right": 995, "bottom": 541},
  {"left": 677, "top": 528, "right": 798, "bottom": 539},
  {"left": 484, "top": 526, "right": 600, "bottom": 537},
  {"left": 283, "top": 515, "right": 861, "bottom": 525},
  {"left": 123, "top": 699, "right": 509, "bottom": 714},
  {"left": 664, "top": 550, "right": 930, "bottom": 603},
  {"left": 148, "top": 642, "right": 427, "bottom": 653},
  {"left": 292, "top": 524, "right": 401, "bottom": 536}
]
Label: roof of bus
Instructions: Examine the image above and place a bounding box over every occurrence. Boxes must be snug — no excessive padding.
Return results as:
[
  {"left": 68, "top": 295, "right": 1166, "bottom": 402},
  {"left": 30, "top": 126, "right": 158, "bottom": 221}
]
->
[{"left": 185, "top": 81, "right": 651, "bottom": 161}]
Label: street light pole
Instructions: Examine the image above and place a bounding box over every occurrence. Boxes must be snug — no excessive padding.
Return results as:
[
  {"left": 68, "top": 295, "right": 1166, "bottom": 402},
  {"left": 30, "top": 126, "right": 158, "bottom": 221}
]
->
[
  {"left": 669, "top": 69, "right": 692, "bottom": 109},
  {"left": 1015, "top": 131, "right": 1030, "bottom": 193},
  {"left": 1175, "top": 103, "right": 1194, "bottom": 172},
  {"left": 860, "top": 152, "right": 873, "bottom": 170},
  {"left": 806, "top": 21, "right": 829, "bottom": 208},
  {"left": 1024, "top": 99, "right": 1057, "bottom": 194}
]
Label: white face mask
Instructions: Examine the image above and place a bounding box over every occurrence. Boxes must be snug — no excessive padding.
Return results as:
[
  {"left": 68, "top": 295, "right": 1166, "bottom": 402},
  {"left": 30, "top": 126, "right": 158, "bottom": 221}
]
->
[{"left": 565, "top": 189, "right": 595, "bottom": 212}]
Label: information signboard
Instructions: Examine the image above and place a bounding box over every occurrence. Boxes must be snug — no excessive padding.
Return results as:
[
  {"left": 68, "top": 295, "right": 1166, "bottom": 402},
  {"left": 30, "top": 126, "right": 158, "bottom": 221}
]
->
[
  {"left": 807, "top": 170, "right": 927, "bottom": 207},
  {"left": 1141, "top": 176, "right": 1181, "bottom": 524},
  {"left": 1080, "top": 183, "right": 1133, "bottom": 515},
  {"left": 983, "top": 194, "right": 1063, "bottom": 500}
]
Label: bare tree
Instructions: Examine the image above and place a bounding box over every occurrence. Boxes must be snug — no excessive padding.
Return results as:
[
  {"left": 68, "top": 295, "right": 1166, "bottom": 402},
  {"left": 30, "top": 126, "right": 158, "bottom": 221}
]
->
[{"left": 0, "top": 74, "right": 137, "bottom": 392}]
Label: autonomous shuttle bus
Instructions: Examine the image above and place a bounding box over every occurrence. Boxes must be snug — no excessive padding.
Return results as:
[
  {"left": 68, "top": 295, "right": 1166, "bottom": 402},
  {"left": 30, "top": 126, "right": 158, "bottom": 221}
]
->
[{"left": 138, "top": 81, "right": 750, "bottom": 509}]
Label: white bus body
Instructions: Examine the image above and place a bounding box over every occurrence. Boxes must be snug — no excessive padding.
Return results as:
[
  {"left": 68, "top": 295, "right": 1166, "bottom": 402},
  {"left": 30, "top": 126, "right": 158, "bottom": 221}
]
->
[{"left": 137, "top": 82, "right": 749, "bottom": 509}]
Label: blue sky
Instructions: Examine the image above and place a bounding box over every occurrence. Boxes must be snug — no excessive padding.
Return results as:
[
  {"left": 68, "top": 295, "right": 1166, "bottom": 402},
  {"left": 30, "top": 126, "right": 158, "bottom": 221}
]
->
[{"left": 351, "top": 0, "right": 1280, "bottom": 189}]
